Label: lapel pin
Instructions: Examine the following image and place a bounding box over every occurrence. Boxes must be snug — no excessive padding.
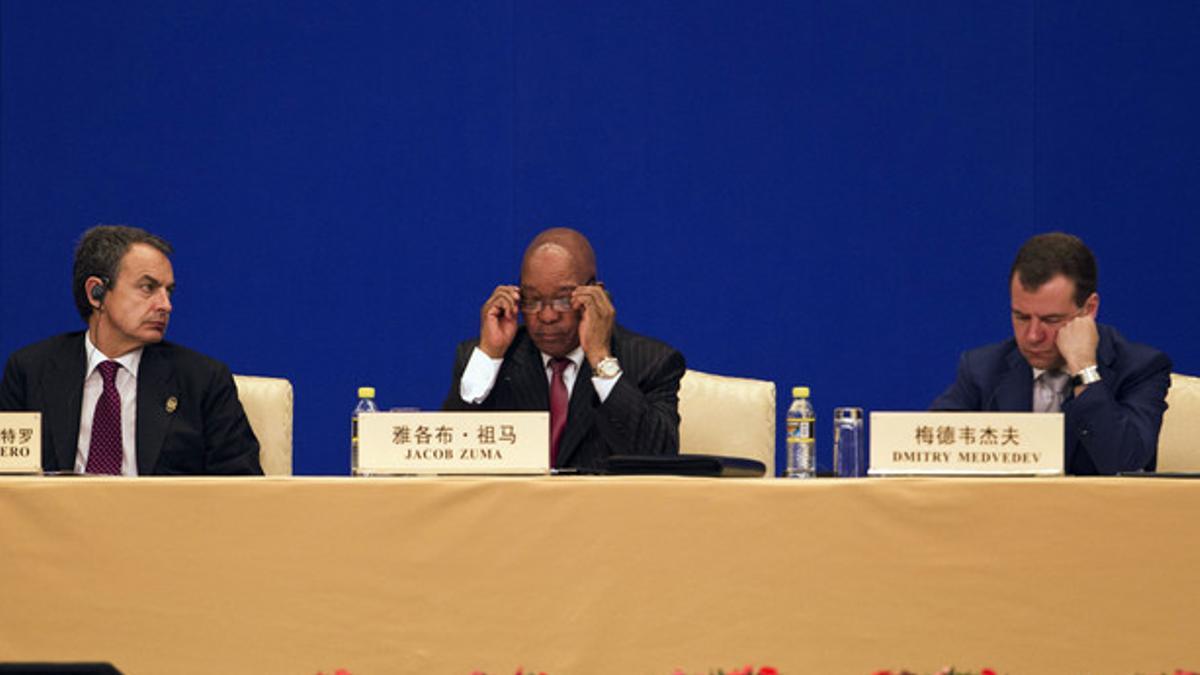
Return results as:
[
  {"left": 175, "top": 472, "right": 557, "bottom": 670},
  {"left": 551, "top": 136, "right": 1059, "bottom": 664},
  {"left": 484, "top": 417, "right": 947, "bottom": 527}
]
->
[{"left": 165, "top": 396, "right": 178, "bottom": 414}]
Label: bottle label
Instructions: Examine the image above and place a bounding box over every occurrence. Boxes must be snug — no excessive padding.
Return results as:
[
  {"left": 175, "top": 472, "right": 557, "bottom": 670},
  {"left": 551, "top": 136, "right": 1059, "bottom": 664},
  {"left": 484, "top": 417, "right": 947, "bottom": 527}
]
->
[{"left": 787, "top": 418, "right": 814, "bottom": 439}]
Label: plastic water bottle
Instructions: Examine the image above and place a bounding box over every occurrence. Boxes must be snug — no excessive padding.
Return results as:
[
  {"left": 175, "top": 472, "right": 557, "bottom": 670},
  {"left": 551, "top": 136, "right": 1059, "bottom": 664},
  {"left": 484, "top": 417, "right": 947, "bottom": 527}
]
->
[
  {"left": 785, "top": 386, "right": 816, "bottom": 478},
  {"left": 351, "top": 386, "right": 379, "bottom": 475}
]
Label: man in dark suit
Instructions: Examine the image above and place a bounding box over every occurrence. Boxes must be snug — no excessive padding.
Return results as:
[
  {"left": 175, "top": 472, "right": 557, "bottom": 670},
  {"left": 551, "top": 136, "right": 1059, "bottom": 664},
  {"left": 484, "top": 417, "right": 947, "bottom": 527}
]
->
[
  {"left": 443, "top": 228, "right": 685, "bottom": 472},
  {"left": 0, "top": 225, "right": 262, "bottom": 475},
  {"left": 931, "top": 232, "right": 1171, "bottom": 474}
]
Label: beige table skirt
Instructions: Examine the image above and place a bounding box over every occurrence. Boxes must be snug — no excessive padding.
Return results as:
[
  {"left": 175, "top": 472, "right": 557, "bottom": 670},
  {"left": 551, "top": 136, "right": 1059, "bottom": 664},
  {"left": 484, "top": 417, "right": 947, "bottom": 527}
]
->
[{"left": 2, "top": 476, "right": 1197, "bottom": 674}]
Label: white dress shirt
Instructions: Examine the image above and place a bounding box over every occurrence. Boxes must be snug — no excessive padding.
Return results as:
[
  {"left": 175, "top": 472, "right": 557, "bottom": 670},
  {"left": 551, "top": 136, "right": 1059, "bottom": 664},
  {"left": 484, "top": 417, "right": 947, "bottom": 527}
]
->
[
  {"left": 76, "top": 330, "right": 143, "bottom": 475},
  {"left": 459, "top": 345, "right": 621, "bottom": 404}
]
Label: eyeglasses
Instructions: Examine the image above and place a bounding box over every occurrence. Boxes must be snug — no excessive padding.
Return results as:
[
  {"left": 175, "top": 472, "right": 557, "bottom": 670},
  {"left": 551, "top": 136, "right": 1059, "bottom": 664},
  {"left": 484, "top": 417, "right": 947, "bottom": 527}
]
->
[
  {"left": 519, "top": 295, "right": 573, "bottom": 313},
  {"left": 519, "top": 278, "right": 597, "bottom": 314}
]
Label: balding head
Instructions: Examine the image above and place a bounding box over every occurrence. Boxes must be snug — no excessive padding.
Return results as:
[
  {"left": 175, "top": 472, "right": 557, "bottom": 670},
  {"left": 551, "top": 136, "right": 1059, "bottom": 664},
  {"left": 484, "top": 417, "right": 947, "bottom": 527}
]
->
[
  {"left": 518, "top": 228, "right": 598, "bottom": 357},
  {"left": 520, "top": 227, "right": 597, "bottom": 283}
]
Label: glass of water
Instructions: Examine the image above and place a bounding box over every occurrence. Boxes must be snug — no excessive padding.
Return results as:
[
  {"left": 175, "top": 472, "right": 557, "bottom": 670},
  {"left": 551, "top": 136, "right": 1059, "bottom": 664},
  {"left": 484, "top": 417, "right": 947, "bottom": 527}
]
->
[{"left": 833, "top": 407, "right": 864, "bottom": 477}]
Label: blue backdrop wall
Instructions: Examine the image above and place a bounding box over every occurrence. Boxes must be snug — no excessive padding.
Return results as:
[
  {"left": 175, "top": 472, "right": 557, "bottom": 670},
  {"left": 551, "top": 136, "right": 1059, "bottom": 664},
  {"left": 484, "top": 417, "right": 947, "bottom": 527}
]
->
[{"left": 2, "top": 1, "right": 1197, "bottom": 475}]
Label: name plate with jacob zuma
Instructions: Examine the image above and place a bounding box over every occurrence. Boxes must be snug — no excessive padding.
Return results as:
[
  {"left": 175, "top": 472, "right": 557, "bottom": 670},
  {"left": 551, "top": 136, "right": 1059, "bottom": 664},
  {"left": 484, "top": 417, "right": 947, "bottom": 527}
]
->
[
  {"left": 869, "top": 412, "right": 1064, "bottom": 476},
  {"left": 356, "top": 411, "right": 550, "bottom": 475}
]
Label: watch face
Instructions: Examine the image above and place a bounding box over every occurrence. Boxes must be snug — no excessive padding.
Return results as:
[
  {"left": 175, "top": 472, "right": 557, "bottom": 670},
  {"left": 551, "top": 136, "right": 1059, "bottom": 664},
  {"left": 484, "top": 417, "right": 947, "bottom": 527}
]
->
[
  {"left": 597, "top": 358, "right": 620, "bottom": 377},
  {"left": 1073, "top": 367, "right": 1101, "bottom": 387}
]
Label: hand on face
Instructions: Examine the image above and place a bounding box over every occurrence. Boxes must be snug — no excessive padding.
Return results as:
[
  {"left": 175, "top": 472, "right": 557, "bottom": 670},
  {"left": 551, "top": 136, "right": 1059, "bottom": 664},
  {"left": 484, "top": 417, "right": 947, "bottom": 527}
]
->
[
  {"left": 1011, "top": 274, "right": 1100, "bottom": 372},
  {"left": 1055, "top": 312, "right": 1099, "bottom": 375},
  {"left": 571, "top": 284, "right": 614, "bottom": 368},
  {"left": 479, "top": 285, "right": 520, "bottom": 358}
]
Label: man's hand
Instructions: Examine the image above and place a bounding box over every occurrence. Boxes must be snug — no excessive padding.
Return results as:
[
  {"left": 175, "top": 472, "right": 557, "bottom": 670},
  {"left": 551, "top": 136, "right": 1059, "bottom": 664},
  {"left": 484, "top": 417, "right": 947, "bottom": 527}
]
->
[
  {"left": 1056, "top": 313, "right": 1100, "bottom": 375},
  {"left": 572, "top": 284, "right": 615, "bottom": 368},
  {"left": 479, "top": 285, "right": 520, "bottom": 358}
]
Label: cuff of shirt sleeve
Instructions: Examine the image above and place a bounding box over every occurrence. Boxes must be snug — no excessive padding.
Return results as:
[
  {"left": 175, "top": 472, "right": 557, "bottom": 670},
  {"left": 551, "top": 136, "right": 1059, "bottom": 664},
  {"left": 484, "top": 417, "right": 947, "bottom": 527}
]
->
[
  {"left": 591, "top": 371, "right": 622, "bottom": 403},
  {"left": 460, "top": 346, "right": 504, "bottom": 404}
]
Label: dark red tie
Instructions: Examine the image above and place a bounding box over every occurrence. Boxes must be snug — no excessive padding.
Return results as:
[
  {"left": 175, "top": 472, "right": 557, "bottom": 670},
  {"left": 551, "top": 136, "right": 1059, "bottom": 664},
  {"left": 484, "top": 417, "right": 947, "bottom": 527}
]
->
[
  {"left": 549, "top": 358, "right": 570, "bottom": 467},
  {"left": 86, "top": 360, "right": 123, "bottom": 475}
]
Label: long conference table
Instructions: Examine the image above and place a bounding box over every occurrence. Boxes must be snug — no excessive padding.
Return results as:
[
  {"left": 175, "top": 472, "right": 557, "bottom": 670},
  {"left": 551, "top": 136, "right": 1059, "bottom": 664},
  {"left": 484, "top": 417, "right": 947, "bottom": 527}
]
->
[{"left": 2, "top": 475, "right": 1198, "bottom": 675}]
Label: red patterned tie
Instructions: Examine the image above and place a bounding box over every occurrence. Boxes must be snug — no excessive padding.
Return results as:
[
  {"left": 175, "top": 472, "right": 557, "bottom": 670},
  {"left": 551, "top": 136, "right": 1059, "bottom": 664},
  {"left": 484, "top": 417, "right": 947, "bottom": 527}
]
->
[
  {"left": 549, "top": 358, "right": 570, "bottom": 467},
  {"left": 86, "top": 360, "right": 123, "bottom": 475}
]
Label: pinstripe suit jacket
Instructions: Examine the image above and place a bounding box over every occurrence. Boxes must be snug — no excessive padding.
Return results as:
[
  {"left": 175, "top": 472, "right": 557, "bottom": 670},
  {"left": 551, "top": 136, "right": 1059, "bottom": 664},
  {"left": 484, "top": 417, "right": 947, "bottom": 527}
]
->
[{"left": 442, "top": 324, "right": 685, "bottom": 471}]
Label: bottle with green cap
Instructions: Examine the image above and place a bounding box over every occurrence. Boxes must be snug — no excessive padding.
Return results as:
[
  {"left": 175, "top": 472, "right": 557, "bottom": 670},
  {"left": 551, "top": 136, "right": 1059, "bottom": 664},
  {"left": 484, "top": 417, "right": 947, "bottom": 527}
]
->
[
  {"left": 351, "top": 386, "right": 380, "bottom": 475},
  {"left": 785, "top": 386, "right": 815, "bottom": 478}
]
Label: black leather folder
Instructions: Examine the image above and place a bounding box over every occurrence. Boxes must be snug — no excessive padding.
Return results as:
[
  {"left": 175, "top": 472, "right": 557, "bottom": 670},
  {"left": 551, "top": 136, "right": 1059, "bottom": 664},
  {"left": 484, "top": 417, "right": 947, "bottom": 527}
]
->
[
  {"left": 603, "top": 454, "right": 766, "bottom": 477},
  {"left": 0, "top": 665, "right": 123, "bottom": 675}
]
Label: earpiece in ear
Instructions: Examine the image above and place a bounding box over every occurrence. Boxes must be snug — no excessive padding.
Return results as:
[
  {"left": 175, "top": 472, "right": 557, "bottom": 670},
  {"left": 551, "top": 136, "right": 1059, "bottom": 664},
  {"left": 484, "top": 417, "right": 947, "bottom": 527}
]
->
[{"left": 90, "top": 281, "right": 107, "bottom": 306}]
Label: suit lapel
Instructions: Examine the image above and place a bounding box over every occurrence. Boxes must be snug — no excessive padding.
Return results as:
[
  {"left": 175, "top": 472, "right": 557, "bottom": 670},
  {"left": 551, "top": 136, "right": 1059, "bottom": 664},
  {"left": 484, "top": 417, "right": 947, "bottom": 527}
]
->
[
  {"left": 555, "top": 329, "right": 629, "bottom": 467},
  {"left": 991, "top": 349, "right": 1033, "bottom": 411},
  {"left": 555, "top": 359, "right": 595, "bottom": 468},
  {"left": 504, "top": 334, "right": 549, "bottom": 411},
  {"left": 135, "top": 345, "right": 177, "bottom": 475},
  {"left": 1094, "top": 326, "right": 1117, "bottom": 384},
  {"left": 43, "top": 334, "right": 87, "bottom": 471}
]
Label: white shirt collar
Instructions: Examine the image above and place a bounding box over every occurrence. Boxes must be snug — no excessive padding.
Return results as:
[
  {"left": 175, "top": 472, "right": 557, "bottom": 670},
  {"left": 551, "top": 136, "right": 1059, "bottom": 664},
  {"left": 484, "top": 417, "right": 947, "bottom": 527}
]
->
[
  {"left": 1032, "top": 367, "right": 1067, "bottom": 380},
  {"left": 540, "top": 346, "right": 585, "bottom": 371},
  {"left": 84, "top": 330, "right": 144, "bottom": 378}
]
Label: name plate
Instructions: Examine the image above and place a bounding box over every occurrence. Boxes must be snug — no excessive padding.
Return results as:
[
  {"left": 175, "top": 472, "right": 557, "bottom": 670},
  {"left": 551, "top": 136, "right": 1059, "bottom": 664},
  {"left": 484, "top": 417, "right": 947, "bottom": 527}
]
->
[
  {"left": 356, "top": 411, "right": 549, "bottom": 475},
  {"left": 869, "top": 412, "right": 1064, "bottom": 476},
  {"left": 0, "top": 412, "right": 42, "bottom": 474}
]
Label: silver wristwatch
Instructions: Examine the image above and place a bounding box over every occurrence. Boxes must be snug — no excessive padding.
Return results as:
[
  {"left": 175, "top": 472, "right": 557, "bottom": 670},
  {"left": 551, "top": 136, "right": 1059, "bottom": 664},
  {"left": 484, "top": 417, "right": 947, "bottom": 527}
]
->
[
  {"left": 593, "top": 356, "right": 621, "bottom": 379},
  {"left": 1070, "top": 365, "right": 1102, "bottom": 388}
]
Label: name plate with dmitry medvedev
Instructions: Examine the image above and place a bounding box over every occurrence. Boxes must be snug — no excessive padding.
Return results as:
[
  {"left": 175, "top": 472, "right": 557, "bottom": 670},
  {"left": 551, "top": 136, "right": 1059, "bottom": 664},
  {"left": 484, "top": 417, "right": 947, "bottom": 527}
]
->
[
  {"left": 0, "top": 412, "right": 42, "bottom": 474},
  {"left": 868, "top": 412, "right": 1064, "bottom": 476},
  {"left": 356, "top": 411, "right": 550, "bottom": 475}
]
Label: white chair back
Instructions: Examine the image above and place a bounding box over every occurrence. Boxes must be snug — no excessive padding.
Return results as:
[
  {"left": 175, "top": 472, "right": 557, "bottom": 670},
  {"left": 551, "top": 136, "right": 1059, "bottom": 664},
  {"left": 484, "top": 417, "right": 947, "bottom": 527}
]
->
[
  {"left": 678, "top": 369, "right": 776, "bottom": 475},
  {"left": 1158, "top": 372, "right": 1200, "bottom": 472},
  {"left": 233, "top": 374, "right": 294, "bottom": 476}
]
